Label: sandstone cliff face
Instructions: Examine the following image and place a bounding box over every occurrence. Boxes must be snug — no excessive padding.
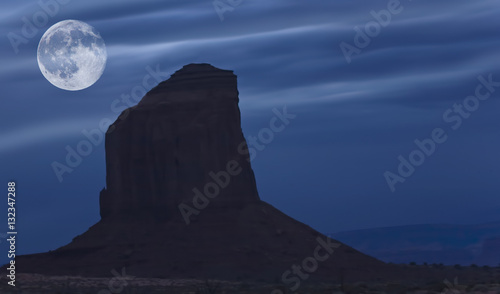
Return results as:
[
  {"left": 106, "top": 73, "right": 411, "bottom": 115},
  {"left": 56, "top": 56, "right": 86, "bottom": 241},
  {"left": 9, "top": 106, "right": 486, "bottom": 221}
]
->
[{"left": 100, "top": 64, "right": 260, "bottom": 221}]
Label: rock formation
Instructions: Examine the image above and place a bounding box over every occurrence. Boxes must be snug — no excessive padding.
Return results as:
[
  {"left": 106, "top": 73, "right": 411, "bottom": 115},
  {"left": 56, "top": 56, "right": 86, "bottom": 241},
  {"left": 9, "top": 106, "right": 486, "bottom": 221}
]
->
[
  {"left": 12, "top": 64, "right": 388, "bottom": 283},
  {"left": 99, "top": 63, "right": 260, "bottom": 222}
]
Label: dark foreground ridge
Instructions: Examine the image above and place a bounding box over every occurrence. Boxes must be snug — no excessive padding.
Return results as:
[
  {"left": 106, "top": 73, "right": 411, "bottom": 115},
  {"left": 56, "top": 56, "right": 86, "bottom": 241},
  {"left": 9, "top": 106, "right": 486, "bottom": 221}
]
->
[{"left": 14, "top": 64, "right": 389, "bottom": 282}]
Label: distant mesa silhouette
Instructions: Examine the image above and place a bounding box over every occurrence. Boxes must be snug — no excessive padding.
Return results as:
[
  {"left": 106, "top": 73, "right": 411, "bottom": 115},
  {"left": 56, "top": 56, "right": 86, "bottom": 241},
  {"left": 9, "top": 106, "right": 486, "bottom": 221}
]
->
[{"left": 12, "top": 64, "right": 387, "bottom": 282}]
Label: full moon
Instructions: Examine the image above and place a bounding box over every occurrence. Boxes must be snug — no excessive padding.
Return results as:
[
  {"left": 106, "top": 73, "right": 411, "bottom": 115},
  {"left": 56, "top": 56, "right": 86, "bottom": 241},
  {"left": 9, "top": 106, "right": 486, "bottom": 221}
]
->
[{"left": 37, "top": 20, "right": 107, "bottom": 91}]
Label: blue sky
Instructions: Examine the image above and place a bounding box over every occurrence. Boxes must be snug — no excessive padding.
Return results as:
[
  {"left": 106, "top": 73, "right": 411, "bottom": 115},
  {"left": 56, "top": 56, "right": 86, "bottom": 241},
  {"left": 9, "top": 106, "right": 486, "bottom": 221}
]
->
[{"left": 0, "top": 0, "right": 499, "bottom": 261}]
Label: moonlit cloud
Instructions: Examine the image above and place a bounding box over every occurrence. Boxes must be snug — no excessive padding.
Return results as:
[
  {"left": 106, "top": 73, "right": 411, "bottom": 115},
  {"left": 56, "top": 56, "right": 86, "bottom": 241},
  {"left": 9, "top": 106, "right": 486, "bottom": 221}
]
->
[{"left": 0, "top": 117, "right": 107, "bottom": 153}]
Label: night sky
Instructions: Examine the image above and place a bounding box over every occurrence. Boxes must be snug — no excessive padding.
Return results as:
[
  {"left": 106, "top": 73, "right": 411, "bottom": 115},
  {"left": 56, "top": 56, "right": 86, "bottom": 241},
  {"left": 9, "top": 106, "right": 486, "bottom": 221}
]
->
[{"left": 1, "top": 0, "right": 499, "bottom": 264}]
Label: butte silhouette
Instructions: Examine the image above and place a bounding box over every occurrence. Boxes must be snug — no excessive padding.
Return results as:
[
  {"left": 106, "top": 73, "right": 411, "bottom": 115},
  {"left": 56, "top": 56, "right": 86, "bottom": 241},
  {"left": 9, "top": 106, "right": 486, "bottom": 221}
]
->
[{"left": 14, "top": 64, "right": 388, "bottom": 282}]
